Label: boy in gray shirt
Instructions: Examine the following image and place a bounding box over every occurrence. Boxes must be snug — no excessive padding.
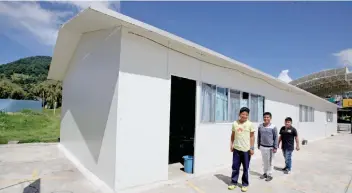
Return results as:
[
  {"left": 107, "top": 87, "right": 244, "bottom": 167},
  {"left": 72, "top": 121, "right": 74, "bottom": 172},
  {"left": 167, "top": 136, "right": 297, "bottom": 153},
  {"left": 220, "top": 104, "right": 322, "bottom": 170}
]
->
[{"left": 257, "top": 112, "right": 278, "bottom": 181}]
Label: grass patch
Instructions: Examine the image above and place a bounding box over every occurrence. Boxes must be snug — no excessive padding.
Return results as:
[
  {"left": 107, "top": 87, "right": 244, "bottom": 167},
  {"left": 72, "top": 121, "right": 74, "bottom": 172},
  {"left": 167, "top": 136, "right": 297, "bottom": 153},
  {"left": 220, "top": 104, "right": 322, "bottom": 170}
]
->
[{"left": 0, "top": 108, "right": 60, "bottom": 144}]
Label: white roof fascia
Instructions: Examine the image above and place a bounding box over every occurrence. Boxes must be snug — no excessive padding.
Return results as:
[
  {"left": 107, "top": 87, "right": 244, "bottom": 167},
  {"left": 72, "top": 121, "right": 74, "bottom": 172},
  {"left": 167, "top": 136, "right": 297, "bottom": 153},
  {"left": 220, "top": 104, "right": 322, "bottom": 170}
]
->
[{"left": 48, "top": 6, "right": 337, "bottom": 108}]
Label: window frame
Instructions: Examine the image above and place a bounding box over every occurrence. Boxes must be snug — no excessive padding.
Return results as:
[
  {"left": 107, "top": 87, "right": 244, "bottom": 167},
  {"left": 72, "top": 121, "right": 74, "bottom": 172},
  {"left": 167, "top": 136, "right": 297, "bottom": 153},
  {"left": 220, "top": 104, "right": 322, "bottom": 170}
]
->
[
  {"left": 299, "top": 104, "right": 315, "bottom": 122},
  {"left": 249, "top": 94, "right": 259, "bottom": 122},
  {"left": 229, "top": 89, "right": 241, "bottom": 123},
  {"left": 200, "top": 82, "right": 265, "bottom": 123},
  {"left": 200, "top": 83, "right": 216, "bottom": 123},
  {"left": 215, "top": 86, "right": 229, "bottom": 123},
  {"left": 326, "top": 111, "right": 333, "bottom": 122}
]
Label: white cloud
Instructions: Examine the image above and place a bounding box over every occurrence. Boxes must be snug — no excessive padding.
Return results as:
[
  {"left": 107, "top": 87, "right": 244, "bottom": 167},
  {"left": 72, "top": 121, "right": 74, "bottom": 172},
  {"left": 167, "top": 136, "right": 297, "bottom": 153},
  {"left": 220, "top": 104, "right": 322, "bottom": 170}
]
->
[
  {"left": 278, "top": 69, "right": 292, "bottom": 83},
  {"left": 334, "top": 48, "right": 352, "bottom": 66},
  {"left": 0, "top": 2, "right": 61, "bottom": 45},
  {"left": 67, "top": 1, "right": 112, "bottom": 9},
  {"left": 0, "top": 1, "right": 120, "bottom": 46}
]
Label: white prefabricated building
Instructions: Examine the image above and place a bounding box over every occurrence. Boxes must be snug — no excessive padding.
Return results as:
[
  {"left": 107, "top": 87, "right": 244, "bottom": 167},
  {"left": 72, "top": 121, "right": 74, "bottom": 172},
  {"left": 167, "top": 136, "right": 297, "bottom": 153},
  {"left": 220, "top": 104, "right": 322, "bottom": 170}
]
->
[{"left": 48, "top": 6, "right": 338, "bottom": 192}]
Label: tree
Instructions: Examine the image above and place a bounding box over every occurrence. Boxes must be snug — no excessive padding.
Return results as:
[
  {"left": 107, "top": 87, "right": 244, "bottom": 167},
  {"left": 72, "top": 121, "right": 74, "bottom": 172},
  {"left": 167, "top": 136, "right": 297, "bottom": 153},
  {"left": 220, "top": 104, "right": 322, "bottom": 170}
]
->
[
  {"left": 0, "top": 79, "right": 26, "bottom": 99},
  {"left": 0, "top": 79, "right": 12, "bottom": 98},
  {"left": 0, "top": 56, "right": 51, "bottom": 80},
  {"left": 0, "top": 56, "right": 63, "bottom": 107},
  {"left": 10, "top": 73, "right": 36, "bottom": 85},
  {"left": 10, "top": 88, "right": 26, "bottom": 100},
  {"left": 32, "top": 80, "right": 62, "bottom": 108}
]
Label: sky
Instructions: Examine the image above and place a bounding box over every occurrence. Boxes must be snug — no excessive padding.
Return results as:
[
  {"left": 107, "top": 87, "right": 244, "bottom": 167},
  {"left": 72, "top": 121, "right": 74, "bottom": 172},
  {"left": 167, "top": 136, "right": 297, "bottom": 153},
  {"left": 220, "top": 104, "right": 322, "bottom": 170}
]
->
[{"left": 0, "top": 1, "right": 351, "bottom": 81}]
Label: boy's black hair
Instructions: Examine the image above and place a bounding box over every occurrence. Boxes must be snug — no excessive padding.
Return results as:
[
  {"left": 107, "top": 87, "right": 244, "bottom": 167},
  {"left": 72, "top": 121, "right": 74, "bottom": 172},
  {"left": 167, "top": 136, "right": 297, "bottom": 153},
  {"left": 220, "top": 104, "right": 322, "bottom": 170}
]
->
[
  {"left": 239, "top": 107, "right": 250, "bottom": 115},
  {"left": 285, "top": 117, "right": 292, "bottom": 122},
  {"left": 263, "top": 112, "right": 272, "bottom": 118}
]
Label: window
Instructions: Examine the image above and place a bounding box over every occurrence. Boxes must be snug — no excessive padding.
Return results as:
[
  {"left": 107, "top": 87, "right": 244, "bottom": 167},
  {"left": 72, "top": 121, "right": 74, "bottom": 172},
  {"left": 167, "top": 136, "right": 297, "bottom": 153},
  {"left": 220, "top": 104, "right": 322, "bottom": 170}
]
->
[
  {"left": 299, "top": 105, "right": 314, "bottom": 122},
  {"left": 241, "top": 92, "right": 249, "bottom": 108},
  {"left": 229, "top": 90, "right": 241, "bottom": 122},
  {"left": 308, "top": 107, "right": 315, "bottom": 122},
  {"left": 326, "top": 112, "right": 333, "bottom": 122},
  {"left": 215, "top": 87, "right": 228, "bottom": 122},
  {"left": 249, "top": 94, "right": 265, "bottom": 122},
  {"left": 250, "top": 94, "right": 259, "bottom": 122},
  {"left": 258, "top": 96, "right": 265, "bottom": 122},
  {"left": 201, "top": 83, "right": 216, "bottom": 122},
  {"left": 201, "top": 82, "right": 265, "bottom": 123}
]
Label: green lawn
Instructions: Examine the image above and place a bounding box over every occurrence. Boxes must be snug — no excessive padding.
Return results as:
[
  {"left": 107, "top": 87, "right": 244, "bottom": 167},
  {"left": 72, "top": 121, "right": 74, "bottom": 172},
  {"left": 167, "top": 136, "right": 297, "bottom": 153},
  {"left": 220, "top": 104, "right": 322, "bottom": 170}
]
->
[{"left": 0, "top": 108, "right": 61, "bottom": 144}]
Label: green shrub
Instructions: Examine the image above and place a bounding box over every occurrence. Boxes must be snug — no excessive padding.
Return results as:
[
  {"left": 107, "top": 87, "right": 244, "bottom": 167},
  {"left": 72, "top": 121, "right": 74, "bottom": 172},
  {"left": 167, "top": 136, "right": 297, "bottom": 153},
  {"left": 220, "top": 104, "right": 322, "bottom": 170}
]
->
[{"left": 0, "top": 138, "right": 8, "bottom": 144}]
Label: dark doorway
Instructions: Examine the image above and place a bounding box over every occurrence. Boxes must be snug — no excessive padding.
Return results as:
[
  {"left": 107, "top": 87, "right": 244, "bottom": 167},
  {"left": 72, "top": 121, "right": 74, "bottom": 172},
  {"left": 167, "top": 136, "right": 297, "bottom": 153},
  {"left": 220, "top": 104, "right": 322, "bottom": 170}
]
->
[{"left": 168, "top": 76, "right": 196, "bottom": 165}]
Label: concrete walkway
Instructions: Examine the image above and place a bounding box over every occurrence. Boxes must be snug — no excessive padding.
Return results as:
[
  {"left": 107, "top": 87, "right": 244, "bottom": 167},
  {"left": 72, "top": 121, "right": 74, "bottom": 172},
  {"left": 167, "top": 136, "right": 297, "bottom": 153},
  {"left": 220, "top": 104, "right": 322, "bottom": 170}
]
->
[
  {"left": 0, "top": 143, "right": 100, "bottom": 193},
  {"left": 0, "top": 134, "right": 351, "bottom": 193},
  {"left": 126, "top": 133, "right": 352, "bottom": 193}
]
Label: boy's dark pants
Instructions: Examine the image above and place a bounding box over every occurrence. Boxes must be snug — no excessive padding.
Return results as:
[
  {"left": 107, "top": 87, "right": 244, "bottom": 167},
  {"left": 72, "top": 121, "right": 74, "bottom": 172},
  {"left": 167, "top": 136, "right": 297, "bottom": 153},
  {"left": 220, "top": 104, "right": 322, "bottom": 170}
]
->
[{"left": 231, "top": 149, "right": 251, "bottom": 187}]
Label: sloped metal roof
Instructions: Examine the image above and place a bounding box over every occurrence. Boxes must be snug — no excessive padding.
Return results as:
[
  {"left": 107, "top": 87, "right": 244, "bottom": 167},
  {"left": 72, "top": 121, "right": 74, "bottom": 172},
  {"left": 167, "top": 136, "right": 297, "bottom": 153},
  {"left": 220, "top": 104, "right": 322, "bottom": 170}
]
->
[
  {"left": 290, "top": 67, "right": 352, "bottom": 97},
  {"left": 48, "top": 6, "right": 337, "bottom": 108}
]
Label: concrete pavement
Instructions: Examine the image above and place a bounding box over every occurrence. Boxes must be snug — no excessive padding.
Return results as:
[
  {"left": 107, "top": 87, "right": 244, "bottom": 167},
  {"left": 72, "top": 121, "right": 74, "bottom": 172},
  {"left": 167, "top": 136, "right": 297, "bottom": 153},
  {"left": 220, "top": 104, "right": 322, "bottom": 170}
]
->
[
  {"left": 124, "top": 133, "right": 352, "bottom": 193},
  {"left": 0, "top": 143, "right": 101, "bottom": 193},
  {"left": 0, "top": 134, "right": 351, "bottom": 193},
  {"left": 123, "top": 134, "right": 352, "bottom": 193}
]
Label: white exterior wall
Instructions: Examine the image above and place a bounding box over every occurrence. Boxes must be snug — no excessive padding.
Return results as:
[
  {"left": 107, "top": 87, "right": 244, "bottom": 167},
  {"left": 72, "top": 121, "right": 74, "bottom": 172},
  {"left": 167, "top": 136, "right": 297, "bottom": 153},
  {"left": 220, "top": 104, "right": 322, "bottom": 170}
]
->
[
  {"left": 61, "top": 25, "right": 337, "bottom": 191},
  {"left": 114, "top": 28, "right": 171, "bottom": 191},
  {"left": 60, "top": 27, "right": 122, "bottom": 190},
  {"left": 195, "top": 64, "right": 337, "bottom": 173},
  {"left": 115, "top": 26, "right": 337, "bottom": 189}
]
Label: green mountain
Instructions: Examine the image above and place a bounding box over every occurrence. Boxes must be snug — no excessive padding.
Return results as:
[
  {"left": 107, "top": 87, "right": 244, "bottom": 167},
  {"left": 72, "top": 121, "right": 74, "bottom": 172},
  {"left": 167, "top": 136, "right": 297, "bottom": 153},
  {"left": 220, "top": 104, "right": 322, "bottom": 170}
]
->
[
  {"left": 0, "top": 56, "right": 62, "bottom": 108},
  {"left": 0, "top": 56, "right": 51, "bottom": 81}
]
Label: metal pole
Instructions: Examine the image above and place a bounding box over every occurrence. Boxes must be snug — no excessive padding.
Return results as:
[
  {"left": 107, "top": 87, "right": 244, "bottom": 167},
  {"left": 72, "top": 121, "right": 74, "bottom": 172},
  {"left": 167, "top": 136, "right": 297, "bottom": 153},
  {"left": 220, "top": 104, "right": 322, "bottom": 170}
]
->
[
  {"left": 54, "top": 102, "right": 57, "bottom": 115},
  {"left": 42, "top": 91, "right": 44, "bottom": 108},
  {"left": 350, "top": 109, "right": 352, "bottom": 134}
]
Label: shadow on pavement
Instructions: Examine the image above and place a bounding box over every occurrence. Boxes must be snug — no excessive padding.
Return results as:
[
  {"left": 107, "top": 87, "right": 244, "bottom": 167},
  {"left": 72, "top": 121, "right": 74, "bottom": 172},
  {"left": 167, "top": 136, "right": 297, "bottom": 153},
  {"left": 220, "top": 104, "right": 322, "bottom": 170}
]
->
[
  {"left": 248, "top": 170, "right": 262, "bottom": 177},
  {"left": 23, "top": 178, "right": 40, "bottom": 193},
  {"left": 274, "top": 166, "right": 284, "bottom": 172},
  {"left": 0, "top": 179, "right": 40, "bottom": 193},
  {"left": 214, "top": 174, "right": 246, "bottom": 187},
  {"left": 214, "top": 168, "right": 263, "bottom": 186},
  {"left": 215, "top": 174, "right": 231, "bottom": 185}
]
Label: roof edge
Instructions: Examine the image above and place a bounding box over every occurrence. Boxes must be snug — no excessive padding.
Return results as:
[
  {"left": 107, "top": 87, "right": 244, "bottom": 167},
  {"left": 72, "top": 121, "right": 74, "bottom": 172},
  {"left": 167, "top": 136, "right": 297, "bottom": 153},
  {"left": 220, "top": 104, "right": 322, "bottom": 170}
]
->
[{"left": 48, "top": 6, "right": 338, "bottom": 109}]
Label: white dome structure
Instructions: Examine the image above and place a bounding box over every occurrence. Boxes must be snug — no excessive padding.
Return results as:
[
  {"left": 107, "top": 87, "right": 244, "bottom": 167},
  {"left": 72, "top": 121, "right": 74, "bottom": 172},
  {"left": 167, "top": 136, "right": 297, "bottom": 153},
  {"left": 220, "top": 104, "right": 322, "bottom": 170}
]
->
[
  {"left": 290, "top": 67, "right": 352, "bottom": 97},
  {"left": 278, "top": 69, "right": 292, "bottom": 83}
]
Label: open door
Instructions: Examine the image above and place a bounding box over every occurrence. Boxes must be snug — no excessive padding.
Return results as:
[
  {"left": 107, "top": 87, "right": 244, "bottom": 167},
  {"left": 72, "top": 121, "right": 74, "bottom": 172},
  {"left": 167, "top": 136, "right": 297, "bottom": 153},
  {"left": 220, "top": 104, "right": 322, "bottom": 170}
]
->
[{"left": 168, "top": 75, "right": 196, "bottom": 175}]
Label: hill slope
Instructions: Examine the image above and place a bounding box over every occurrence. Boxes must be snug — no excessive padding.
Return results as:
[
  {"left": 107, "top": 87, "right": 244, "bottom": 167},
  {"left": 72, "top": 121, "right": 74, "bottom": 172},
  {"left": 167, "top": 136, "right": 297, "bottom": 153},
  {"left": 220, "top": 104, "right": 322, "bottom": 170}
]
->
[
  {"left": 0, "top": 56, "right": 51, "bottom": 81},
  {"left": 0, "top": 57, "right": 61, "bottom": 144},
  {"left": 0, "top": 56, "right": 61, "bottom": 108}
]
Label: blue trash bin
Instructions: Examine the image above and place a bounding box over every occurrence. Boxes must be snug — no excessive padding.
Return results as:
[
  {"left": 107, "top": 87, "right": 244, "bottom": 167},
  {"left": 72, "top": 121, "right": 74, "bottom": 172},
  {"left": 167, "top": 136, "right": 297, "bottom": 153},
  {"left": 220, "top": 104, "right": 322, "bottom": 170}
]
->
[{"left": 183, "top": 155, "right": 194, "bottom": 174}]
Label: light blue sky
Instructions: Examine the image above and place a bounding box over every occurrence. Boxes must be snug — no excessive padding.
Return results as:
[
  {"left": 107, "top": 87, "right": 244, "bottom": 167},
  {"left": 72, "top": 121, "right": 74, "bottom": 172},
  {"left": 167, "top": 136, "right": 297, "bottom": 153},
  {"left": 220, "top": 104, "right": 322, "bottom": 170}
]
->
[{"left": 0, "top": 1, "right": 351, "bottom": 81}]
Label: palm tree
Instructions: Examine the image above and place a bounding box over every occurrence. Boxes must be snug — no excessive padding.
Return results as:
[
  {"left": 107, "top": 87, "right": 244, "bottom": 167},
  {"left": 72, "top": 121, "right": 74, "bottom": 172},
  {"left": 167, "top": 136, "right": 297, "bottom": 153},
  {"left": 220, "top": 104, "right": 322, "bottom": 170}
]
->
[{"left": 31, "top": 80, "right": 62, "bottom": 109}]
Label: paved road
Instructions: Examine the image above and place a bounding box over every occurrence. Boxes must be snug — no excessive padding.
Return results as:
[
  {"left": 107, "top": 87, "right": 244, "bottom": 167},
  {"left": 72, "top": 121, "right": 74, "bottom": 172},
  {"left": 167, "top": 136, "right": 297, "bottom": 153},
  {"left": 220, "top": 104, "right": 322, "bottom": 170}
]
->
[{"left": 0, "top": 134, "right": 351, "bottom": 193}]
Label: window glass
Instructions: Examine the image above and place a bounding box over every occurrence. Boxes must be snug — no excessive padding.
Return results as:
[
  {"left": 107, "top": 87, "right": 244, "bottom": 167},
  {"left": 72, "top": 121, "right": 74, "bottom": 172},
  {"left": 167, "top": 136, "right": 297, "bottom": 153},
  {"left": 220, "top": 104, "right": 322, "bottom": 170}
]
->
[
  {"left": 250, "top": 94, "right": 259, "bottom": 122},
  {"left": 201, "top": 83, "right": 216, "bottom": 122},
  {"left": 229, "top": 90, "right": 241, "bottom": 121},
  {"left": 215, "top": 87, "right": 228, "bottom": 122}
]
